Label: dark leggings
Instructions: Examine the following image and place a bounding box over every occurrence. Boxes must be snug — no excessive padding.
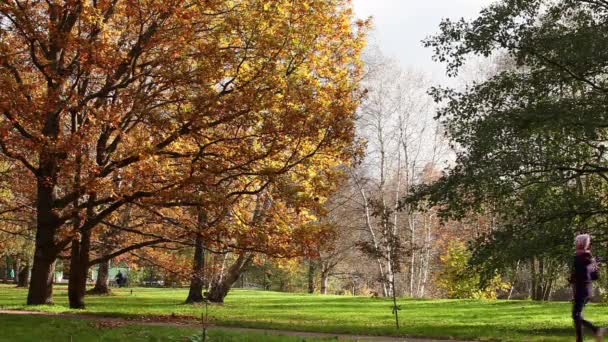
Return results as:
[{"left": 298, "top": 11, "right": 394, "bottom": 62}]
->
[{"left": 573, "top": 286, "right": 598, "bottom": 342}]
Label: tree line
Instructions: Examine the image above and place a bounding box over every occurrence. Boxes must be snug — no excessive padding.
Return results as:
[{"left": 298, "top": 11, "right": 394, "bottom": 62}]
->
[{"left": 3, "top": 0, "right": 606, "bottom": 305}]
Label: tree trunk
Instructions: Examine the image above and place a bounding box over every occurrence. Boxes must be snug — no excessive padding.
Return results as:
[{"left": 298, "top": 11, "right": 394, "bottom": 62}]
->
[
  {"left": 28, "top": 168, "right": 62, "bottom": 305},
  {"left": 540, "top": 260, "right": 555, "bottom": 301},
  {"left": 409, "top": 216, "right": 416, "bottom": 296},
  {"left": 307, "top": 261, "right": 316, "bottom": 294},
  {"left": 207, "top": 254, "right": 253, "bottom": 303},
  {"left": 17, "top": 261, "right": 30, "bottom": 288},
  {"left": 28, "top": 201, "right": 60, "bottom": 304},
  {"left": 88, "top": 259, "right": 111, "bottom": 295},
  {"left": 89, "top": 204, "right": 131, "bottom": 296},
  {"left": 27, "top": 256, "right": 55, "bottom": 305},
  {"left": 185, "top": 233, "right": 206, "bottom": 304},
  {"left": 386, "top": 260, "right": 395, "bottom": 297},
  {"left": 544, "top": 279, "right": 553, "bottom": 301},
  {"left": 263, "top": 270, "right": 271, "bottom": 290},
  {"left": 530, "top": 258, "right": 546, "bottom": 301},
  {"left": 358, "top": 187, "right": 389, "bottom": 297},
  {"left": 530, "top": 259, "right": 536, "bottom": 300},
  {"left": 206, "top": 196, "right": 265, "bottom": 303},
  {"left": 13, "top": 257, "right": 20, "bottom": 284},
  {"left": 3, "top": 256, "right": 9, "bottom": 283},
  {"left": 321, "top": 270, "right": 330, "bottom": 295},
  {"left": 419, "top": 216, "right": 432, "bottom": 298},
  {"left": 68, "top": 230, "right": 91, "bottom": 309},
  {"left": 508, "top": 261, "right": 520, "bottom": 300},
  {"left": 538, "top": 258, "right": 544, "bottom": 301}
]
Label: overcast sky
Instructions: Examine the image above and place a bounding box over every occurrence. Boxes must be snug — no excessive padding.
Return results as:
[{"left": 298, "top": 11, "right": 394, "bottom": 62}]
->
[{"left": 352, "top": 0, "right": 494, "bottom": 81}]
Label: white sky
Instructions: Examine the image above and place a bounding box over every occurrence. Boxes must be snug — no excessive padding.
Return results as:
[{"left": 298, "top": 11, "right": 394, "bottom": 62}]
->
[{"left": 352, "top": 0, "right": 494, "bottom": 82}]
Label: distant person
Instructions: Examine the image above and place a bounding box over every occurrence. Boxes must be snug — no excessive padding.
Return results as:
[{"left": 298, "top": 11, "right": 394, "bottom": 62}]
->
[
  {"left": 570, "top": 234, "right": 605, "bottom": 342},
  {"left": 115, "top": 271, "right": 125, "bottom": 288}
]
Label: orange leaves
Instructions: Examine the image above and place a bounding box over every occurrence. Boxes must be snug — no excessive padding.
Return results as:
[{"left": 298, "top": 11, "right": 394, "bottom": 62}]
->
[{"left": 0, "top": 0, "right": 367, "bottom": 273}]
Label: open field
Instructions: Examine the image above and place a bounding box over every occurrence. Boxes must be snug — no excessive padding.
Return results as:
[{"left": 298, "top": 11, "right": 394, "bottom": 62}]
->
[
  {"left": 0, "top": 284, "right": 606, "bottom": 341},
  {"left": 0, "top": 313, "right": 349, "bottom": 342}
]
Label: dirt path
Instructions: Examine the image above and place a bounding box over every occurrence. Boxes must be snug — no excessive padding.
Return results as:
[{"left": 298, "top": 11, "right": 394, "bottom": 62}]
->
[{"left": 0, "top": 309, "right": 475, "bottom": 342}]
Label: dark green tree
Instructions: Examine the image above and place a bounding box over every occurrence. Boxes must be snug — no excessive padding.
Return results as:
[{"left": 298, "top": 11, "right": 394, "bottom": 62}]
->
[{"left": 411, "top": 0, "right": 608, "bottom": 298}]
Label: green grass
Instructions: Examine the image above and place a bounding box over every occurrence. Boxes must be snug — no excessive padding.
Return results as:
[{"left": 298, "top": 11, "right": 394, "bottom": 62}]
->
[
  {"left": 0, "top": 314, "right": 341, "bottom": 342},
  {"left": 0, "top": 284, "right": 604, "bottom": 341}
]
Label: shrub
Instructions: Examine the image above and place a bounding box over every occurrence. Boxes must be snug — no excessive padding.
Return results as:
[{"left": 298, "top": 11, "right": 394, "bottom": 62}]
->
[{"left": 437, "top": 241, "right": 510, "bottom": 299}]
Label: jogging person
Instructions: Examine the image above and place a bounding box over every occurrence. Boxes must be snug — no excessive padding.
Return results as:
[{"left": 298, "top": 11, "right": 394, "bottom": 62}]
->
[{"left": 570, "top": 234, "right": 605, "bottom": 342}]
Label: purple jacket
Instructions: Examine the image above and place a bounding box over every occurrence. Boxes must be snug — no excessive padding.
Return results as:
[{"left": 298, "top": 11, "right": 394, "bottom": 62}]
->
[{"left": 570, "top": 252, "right": 599, "bottom": 287}]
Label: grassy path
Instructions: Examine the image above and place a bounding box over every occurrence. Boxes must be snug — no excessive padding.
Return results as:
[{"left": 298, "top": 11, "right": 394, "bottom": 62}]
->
[{"left": 0, "top": 285, "right": 604, "bottom": 341}]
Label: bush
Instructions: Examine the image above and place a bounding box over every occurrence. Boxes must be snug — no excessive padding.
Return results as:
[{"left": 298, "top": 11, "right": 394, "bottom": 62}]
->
[{"left": 437, "top": 241, "right": 510, "bottom": 299}]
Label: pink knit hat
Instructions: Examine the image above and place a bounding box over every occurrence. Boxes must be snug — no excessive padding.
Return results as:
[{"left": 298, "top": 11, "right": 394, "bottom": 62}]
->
[{"left": 575, "top": 234, "right": 591, "bottom": 252}]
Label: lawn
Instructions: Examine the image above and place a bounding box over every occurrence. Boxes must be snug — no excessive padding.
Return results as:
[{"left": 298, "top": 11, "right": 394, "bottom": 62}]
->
[
  {"left": 0, "top": 314, "right": 342, "bottom": 342},
  {"left": 0, "top": 284, "right": 605, "bottom": 341}
]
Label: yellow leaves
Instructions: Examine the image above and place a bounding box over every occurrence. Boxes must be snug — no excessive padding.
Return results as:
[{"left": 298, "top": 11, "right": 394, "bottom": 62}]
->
[
  {"left": 0, "top": 0, "right": 367, "bottom": 263},
  {"left": 82, "top": 5, "right": 104, "bottom": 27},
  {"left": 436, "top": 240, "right": 511, "bottom": 299}
]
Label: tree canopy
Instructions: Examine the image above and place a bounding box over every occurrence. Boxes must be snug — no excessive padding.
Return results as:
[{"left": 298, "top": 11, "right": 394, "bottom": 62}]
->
[
  {"left": 413, "top": 0, "right": 608, "bottom": 278},
  {"left": 0, "top": 0, "right": 368, "bottom": 307}
]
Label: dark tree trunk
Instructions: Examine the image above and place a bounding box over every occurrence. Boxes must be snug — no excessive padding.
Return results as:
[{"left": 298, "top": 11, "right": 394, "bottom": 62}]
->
[
  {"left": 27, "top": 255, "right": 55, "bottom": 305},
  {"left": 28, "top": 53, "right": 65, "bottom": 304},
  {"left": 307, "top": 261, "right": 316, "bottom": 294},
  {"left": 17, "top": 261, "right": 30, "bottom": 288},
  {"left": 185, "top": 233, "right": 206, "bottom": 304},
  {"left": 68, "top": 229, "right": 91, "bottom": 309},
  {"left": 88, "top": 259, "right": 111, "bottom": 295},
  {"left": 28, "top": 201, "right": 60, "bottom": 305},
  {"left": 207, "top": 254, "right": 253, "bottom": 303},
  {"left": 28, "top": 162, "right": 62, "bottom": 305},
  {"left": 68, "top": 188, "right": 98, "bottom": 309}
]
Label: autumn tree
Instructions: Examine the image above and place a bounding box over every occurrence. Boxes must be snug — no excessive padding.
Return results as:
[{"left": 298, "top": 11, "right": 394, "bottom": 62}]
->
[
  {"left": 194, "top": 155, "right": 351, "bottom": 303},
  {"left": 0, "top": 0, "right": 367, "bottom": 308},
  {"left": 0, "top": 160, "right": 35, "bottom": 287},
  {"left": 86, "top": 203, "right": 181, "bottom": 295}
]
